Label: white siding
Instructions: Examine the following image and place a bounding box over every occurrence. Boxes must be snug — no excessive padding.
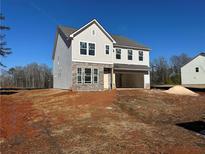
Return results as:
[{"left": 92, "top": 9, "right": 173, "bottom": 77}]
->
[
  {"left": 53, "top": 20, "right": 151, "bottom": 90},
  {"left": 72, "top": 23, "right": 114, "bottom": 64},
  {"left": 181, "top": 55, "right": 205, "bottom": 85},
  {"left": 113, "top": 48, "right": 150, "bottom": 66},
  {"left": 71, "top": 22, "right": 150, "bottom": 67},
  {"left": 53, "top": 34, "right": 72, "bottom": 89}
]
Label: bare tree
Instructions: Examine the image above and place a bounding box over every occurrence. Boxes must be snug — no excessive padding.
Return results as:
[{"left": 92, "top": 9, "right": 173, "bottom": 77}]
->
[
  {"left": 169, "top": 53, "right": 191, "bottom": 84},
  {"left": 151, "top": 53, "right": 191, "bottom": 85},
  {"left": 0, "top": 13, "right": 11, "bottom": 67},
  {"left": 151, "top": 57, "right": 169, "bottom": 84},
  {"left": 0, "top": 63, "right": 53, "bottom": 88}
]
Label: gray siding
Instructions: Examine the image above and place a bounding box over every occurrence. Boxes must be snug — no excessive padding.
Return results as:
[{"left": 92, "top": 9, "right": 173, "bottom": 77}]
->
[{"left": 53, "top": 34, "right": 72, "bottom": 89}]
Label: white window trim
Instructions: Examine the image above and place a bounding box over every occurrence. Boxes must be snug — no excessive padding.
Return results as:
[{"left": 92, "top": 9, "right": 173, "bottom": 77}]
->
[
  {"left": 84, "top": 68, "right": 92, "bottom": 84},
  {"left": 128, "top": 49, "right": 133, "bottom": 60},
  {"left": 88, "top": 42, "right": 96, "bottom": 56},
  {"left": 77, "top": 68, "right": 83, "bottom": 83},
  {"left": 93, "top": 68, "right": 99, "bottom": 83},
  {"left": 195, "top": 67, "right": 199, "bottom": 72},
  {"left": 105, "top": 45, "right": 109, "bottom": 55},
  {"left": 116, "top": 48, "right": 121, "bottom": 59},
  {"left": 80, "top": 42, "right": 87, "bottom": 55},
  {"left": 139, "top": 51, "right": 144, "bottom": 61},
  {"left": 80, "top": 41, "right": 96, "bottom": 57},
  {"left": 91, "top": 29, "right": 96, "bottom": 36}
]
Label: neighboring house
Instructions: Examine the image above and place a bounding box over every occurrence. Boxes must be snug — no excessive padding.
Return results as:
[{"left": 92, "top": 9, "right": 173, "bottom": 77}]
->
[
  {"left": 181, "top": 53, "right": 205, "bottom": 86},
  {"left": 52, "top": 19, "right": 151, "bottom": 91}
]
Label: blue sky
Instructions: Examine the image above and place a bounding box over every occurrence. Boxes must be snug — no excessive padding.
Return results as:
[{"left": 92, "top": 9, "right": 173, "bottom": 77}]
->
[{"left": 2, "top": 0, "right": 205, "bottom": 68}]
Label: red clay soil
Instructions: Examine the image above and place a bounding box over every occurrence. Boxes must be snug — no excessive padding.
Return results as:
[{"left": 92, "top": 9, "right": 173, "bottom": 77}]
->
[
  {"left": 0, "top": 89, "right": 205, "bottom": 154},
  {"left": 0, "top": 96, "right": 40, "bottom": 140}
]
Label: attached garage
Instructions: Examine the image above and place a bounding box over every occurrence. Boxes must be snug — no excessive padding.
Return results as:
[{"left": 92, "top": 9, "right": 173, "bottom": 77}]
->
[{"left": 114, "top": 64, "right": 150, "bottom": 88}]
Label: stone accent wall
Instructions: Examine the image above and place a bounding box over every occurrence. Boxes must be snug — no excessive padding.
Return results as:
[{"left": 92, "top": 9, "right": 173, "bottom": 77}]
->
[{"left": 72, "top": 62, "right": 113, "bottom": 91}]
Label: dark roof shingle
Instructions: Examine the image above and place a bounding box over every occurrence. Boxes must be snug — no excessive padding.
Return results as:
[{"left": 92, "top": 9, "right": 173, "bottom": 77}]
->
[
  {"left": 199, "top": 52, "right": 205, "bottom": 57},
  {"left": 112, "top": 35, "right": 150, "bottom": 50},
  {"left": 58, "top": 25, "right": 150, "bottom": 50}
]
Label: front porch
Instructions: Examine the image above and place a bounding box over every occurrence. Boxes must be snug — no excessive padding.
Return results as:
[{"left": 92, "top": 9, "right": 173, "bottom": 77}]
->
[{"left": 103, "top": 64, "right": 150, "bottom": 90}]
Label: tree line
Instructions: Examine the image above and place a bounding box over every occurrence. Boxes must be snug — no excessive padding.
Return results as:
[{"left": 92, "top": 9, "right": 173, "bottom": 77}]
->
[
  {"left": 151, "top": 53, "right": 191, "bottom": 85},
  {"left": 0, "top": 53, "right": 192, "bottom": 88},
  {"left": 0, "top": 63, "right": 53, "bottom": 88}
]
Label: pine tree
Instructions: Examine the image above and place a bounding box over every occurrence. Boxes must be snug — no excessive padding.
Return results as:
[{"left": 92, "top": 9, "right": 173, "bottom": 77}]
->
[{"left": 0, "top": 13, "right": 11, "bottom": 67}]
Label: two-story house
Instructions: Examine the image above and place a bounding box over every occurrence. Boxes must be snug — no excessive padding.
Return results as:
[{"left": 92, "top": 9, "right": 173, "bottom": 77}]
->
[{"left": 52, "top": 19, "right": 151, "bottom": 91}]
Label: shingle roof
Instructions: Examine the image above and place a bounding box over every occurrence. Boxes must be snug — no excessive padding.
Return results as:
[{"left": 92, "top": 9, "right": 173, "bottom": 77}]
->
[
  {"left": 181, "top": 52, "right": 205, "bottom": 68},
  {"left": 199, "top": 52, "right": 205, "bottom": 57},
  {"left": 58, "top": 25, "right": 150, "bottom": 50},
  {"left": 112, "top": 35, "right": 150, "bottom": 50},
  {"left": 59, "top": 25, "right": 76, "bottom": 37}
]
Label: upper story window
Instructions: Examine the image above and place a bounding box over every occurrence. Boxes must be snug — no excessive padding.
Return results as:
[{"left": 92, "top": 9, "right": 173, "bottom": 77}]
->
[
  {"left": 116, "top": 49, "right": 121, "bottom": 59},
  {"left": 195, "top": 67, "right": 199, "bottom": 72},
  {"left": 80, "top": 42, "right": 87, "bottom": 55},
  {"left": 88, "top": 43, "right": 95, "bottom": 56},
  {"left": 105, "top": 45, "right": 109, "bottom": 54},
  {"left": 85, "top": 68, "right": 92, "bottom": 83},
  {"left": 128, "top": 50, "right": 133, "bottom": 60},
  {"left": 77, "top": 68, "right": 82, "bottom": 83},
  {"left": 139, "top": 51, "right": 143, "bottom": 61}
]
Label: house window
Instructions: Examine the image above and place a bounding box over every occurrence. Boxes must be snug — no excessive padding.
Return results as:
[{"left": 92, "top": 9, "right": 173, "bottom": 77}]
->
[
  {"left": 128, "top": 50, "right": 133, "bottom": 60},
  {"left": 92, "top": 30, "right": 95, "bottom": 35},
  {"left": 80, "top": 42, "right": 87, "bottom": 55},
  {"left": 139, "top": 51, "right": 143, "bottom": 61},
  {"left": 105, "top": 45, "right": 109, "bottom": 54},
  {"left": 85, "top": 68, "right": 92, "bottom": 83},
  {"left": 116, "top": 49, "right": 121, "bottom": 59},
  {"left": 77, "top": 68, "right": 82, "bottom": 83},
  {"left": 89, "top": 43, "right": 95, "bottom": 56},
  {"left": 195, "top": 67, "right": 199, "bottom": 72},
  {"left": 93, "top": 69, "right": 98, "bottom": 83}
]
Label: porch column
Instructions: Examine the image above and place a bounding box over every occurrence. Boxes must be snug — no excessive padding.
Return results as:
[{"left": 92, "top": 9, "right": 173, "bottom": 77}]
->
[{"left": 111, "top": 68, "right": 116, "bottom": 89}]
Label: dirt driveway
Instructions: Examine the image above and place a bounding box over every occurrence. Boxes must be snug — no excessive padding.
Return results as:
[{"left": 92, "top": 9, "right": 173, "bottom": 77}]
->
[{"left": 0, "top": 89, "right": 205, "bottom": 153}]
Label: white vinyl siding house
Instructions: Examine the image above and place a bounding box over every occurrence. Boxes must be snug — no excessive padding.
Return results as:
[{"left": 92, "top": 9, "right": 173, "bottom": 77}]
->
[
  {"left": 181, "top": 53, "right": 205, "bottom": 86},
  {"left": 53, "top": 19, "right": 151, "bottom": 91}
]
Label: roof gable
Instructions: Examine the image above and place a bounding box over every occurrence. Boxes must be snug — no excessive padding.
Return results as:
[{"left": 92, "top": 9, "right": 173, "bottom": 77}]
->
[
  {"left": 181, "top": 52, "right": 205, "bottom": 68},
  {"left": 53, "top": 19, "right": 151, "bottom": 59},
  {"left": 70, "top": 19, "right": 116, "bottom": 43},
  {"left": 58, "top": 26, "right": 150, "bottom": 51}
]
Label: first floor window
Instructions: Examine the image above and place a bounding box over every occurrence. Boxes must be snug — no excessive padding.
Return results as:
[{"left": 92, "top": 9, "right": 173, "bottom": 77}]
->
[
  {"left": 105, "top": 45, "right": 109, "bottom": 54},
  {"left": 139, "top": 51, "right": 143, "bottom": 61},
  {"left": 80, "top": 42, "right": 87, "bottom": 55},
  {"left": 128, "top": 50, "right": 133, "bottom": 60},
  {"left": 85, "top": 68, "right": 92, "bottom": 83},
  {"left": 77, "top": 68, "right": 82, "bottom": 83},
  {"left": 89, "top": 43, "right": 95, "bottom": 56},
  {"left": 196, "top": 67, "right": 199, "bottom": 72},
  {"left": 93, "top": 69, "right": 98, "bottom": 83},
  {"left": 116, "top": 49, "right": 121, "bottom": 59}
]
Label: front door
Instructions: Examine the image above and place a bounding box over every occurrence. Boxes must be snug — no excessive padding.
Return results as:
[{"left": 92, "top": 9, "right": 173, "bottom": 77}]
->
[{"left": 104, "top": 73, "right": 111, "bottom": 89}]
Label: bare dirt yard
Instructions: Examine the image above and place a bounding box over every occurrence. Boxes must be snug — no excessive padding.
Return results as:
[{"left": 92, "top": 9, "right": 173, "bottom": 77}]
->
[{"left": 0, "top": 89, "right": 205, "bottom": 154}]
